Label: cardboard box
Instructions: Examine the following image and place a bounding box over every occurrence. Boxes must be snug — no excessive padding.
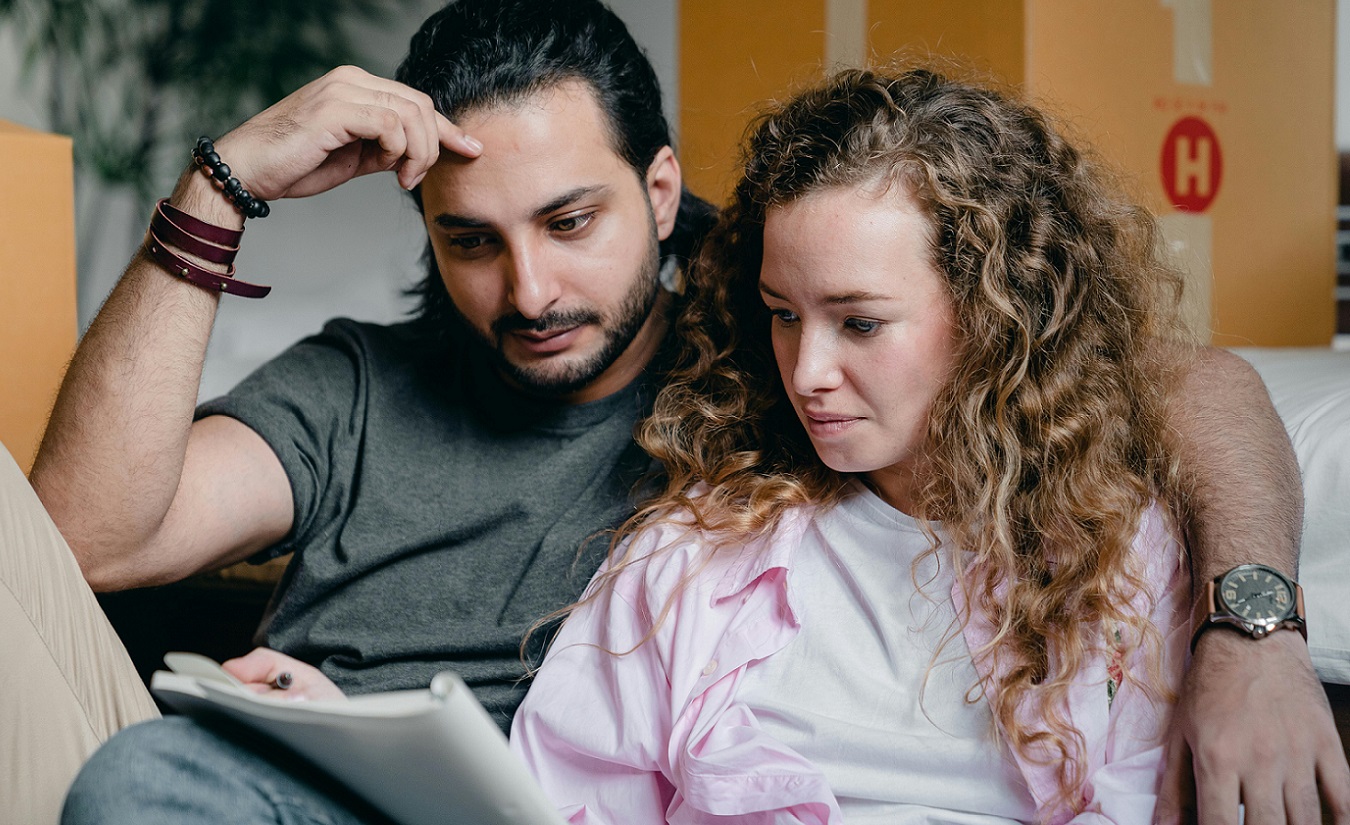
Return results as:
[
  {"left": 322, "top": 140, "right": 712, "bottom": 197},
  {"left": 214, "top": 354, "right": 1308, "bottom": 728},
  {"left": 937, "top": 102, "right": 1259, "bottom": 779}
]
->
[
  {"left": 679, "top": 0, "right": 1336, "bottom": 346},
  {"left": 0, "top": 120, "right": 77, "bottom": 472}
]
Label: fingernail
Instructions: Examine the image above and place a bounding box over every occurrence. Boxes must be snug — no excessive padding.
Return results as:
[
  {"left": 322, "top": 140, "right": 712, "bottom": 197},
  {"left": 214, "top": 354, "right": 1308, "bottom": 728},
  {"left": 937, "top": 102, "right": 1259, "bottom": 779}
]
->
[{"left": 463, "top": 135, "right": 483, "bottom": 153}]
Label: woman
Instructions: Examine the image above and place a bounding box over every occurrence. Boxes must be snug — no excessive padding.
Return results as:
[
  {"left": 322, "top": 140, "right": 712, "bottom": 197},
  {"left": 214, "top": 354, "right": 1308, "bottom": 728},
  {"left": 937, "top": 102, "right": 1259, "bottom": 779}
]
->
[{"left": 510, "top": 67, "right": 1190, "bottom": 825}]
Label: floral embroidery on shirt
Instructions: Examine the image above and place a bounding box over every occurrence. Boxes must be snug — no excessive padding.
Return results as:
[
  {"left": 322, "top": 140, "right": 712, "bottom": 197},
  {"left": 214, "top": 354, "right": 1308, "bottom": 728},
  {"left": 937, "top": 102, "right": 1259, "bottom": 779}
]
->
[{"left": 1106, "top": 627, "right": 1125, "bottom": 708}]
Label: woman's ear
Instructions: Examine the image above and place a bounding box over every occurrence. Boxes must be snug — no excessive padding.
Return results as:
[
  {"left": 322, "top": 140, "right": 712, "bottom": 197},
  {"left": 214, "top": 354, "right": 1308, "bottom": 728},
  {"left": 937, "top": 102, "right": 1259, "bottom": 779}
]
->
[{"left": 645, "top": 146, "right": 682, "bottom": 242}]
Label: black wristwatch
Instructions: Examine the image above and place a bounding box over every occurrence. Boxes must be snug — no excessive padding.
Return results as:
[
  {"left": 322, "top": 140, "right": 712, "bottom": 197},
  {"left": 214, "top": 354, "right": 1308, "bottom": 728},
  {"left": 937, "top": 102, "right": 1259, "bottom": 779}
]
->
[{"left": 1190, "top": 563, "right": 1306, "bottom": 651}]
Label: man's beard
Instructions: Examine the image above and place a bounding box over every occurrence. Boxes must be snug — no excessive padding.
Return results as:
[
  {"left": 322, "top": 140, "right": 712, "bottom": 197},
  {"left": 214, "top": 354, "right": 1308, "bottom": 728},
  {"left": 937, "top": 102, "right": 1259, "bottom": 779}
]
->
[{"left": 450, "top": 224, "right": 662, "bottom": 399}]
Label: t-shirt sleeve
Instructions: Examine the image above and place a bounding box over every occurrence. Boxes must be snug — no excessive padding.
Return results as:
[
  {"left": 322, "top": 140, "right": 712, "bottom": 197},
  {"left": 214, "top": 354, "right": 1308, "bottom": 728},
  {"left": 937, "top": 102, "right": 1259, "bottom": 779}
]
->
[{"left": 195, "top": 319, "right": 366, "bottom": 563}]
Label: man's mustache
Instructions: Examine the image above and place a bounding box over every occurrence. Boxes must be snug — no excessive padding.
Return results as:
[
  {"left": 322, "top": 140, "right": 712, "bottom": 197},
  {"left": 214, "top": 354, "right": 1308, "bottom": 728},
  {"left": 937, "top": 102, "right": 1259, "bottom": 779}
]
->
[{"left": 492, "top": 309, "right": 602, "bottom": 337}]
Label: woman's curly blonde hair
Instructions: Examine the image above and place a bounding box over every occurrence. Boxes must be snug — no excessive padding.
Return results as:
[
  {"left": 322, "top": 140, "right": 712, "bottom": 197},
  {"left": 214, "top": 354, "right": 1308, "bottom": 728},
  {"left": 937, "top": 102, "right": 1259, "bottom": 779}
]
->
[{"left": 566, "top": 66, "right": 1186, "bottom": 811}]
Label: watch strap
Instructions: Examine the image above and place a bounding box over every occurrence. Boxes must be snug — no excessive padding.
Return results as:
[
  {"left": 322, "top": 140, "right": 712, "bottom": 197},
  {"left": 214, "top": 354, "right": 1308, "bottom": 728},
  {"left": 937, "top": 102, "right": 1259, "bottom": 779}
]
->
[{"left": 1190, "top": 579, "right": 1218, "bottom": 652}]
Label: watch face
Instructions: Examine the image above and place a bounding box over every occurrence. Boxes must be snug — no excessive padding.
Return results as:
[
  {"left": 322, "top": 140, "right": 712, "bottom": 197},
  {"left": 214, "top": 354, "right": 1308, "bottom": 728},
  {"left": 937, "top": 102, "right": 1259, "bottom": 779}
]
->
[{"left": 1217, "top": 565, "right": 1295, "bottom": 625}]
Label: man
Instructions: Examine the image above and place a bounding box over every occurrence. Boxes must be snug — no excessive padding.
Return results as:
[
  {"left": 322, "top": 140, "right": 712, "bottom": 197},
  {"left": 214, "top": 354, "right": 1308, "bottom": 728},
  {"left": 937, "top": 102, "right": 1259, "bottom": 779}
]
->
[{"left": 1, "top": 0, "right": 1343, "bottom": 823}]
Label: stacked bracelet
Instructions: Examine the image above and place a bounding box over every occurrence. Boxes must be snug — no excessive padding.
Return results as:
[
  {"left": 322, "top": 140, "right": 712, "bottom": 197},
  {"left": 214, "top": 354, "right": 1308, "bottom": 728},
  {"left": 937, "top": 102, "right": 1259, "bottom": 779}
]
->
[
  {"left": 192, "top": 136, "right": 270, "bottom": 219},
  {"left": 145, "top": 198, "right": 272, "bottom": 299},
  {"left": 145, "top": 234, "right": 271, "bottom": 298},
  {"left": 151, "top": 200, "right": 238, "bottom": 265},
  {"left": 159, "top": 199, "right": 243, "bottom": 246},
  {"left": 141, "top": 135, "right": 276, "bottom": 298}
]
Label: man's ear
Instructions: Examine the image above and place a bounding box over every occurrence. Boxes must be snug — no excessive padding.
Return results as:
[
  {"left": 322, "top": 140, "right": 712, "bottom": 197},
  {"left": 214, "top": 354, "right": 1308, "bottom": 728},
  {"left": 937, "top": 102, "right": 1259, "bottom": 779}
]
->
[{"left": 645, "top": 146, "right": 681, "bottom": 242}]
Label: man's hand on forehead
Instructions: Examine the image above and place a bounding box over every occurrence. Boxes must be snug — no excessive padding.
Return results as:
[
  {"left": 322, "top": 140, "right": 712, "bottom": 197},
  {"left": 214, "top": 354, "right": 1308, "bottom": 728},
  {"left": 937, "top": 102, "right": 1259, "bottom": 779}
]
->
[{"left": 208, "top": 65, "right": 484, "bottom": 202}]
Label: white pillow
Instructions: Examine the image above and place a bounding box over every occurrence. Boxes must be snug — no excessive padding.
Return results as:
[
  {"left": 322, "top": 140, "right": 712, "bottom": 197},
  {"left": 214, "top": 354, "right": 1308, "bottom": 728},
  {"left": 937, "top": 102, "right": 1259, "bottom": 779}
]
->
[{"left": 1233, "top": 348, "right": 1350, "bottom": 684}]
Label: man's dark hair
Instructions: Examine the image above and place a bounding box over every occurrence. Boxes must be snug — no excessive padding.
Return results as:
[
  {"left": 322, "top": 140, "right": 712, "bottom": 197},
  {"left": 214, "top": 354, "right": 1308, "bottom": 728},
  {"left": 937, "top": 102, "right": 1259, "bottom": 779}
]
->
[{"left": 394, "top": 0, "right": 716, "bottom": 338}]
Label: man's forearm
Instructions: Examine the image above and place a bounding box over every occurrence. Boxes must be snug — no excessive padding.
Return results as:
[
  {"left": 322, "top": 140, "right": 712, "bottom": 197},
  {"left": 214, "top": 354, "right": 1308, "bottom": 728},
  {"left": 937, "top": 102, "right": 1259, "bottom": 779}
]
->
[
  {"left": 1164, "top": 344, "right": 1302, "bottom": 587},
  {"left": 29, "top": 171, "right": 241, "bottom": 581}
]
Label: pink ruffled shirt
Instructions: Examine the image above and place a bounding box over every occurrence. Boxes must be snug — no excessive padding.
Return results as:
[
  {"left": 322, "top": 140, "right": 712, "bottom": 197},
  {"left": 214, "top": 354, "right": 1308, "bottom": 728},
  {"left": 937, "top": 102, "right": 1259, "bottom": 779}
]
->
[{"left": 510, "top": 502, "right": 1189, "bottom": 825}]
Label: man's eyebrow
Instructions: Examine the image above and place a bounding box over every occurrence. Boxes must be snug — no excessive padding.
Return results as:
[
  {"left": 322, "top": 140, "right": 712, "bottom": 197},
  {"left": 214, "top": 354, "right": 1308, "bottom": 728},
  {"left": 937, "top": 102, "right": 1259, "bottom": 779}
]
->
[
  {"left": 532, "top": 185, "right": 610, "bottom": 219},
  {"left": 432, "top": 213, "right": 488, "bottom": 230},
  {"left": 758, "top": 281, "right": 894, "bottom": 305},
  {"left": 430, "top": 185, "right": 612, "bottom": 230}
]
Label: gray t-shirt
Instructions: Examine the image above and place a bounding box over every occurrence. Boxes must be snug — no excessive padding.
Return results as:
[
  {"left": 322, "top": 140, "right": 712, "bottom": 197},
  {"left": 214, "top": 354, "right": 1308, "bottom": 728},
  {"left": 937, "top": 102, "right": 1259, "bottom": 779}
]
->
[{"left": 198, "top": 318, "right": 655, "bottom": 730}]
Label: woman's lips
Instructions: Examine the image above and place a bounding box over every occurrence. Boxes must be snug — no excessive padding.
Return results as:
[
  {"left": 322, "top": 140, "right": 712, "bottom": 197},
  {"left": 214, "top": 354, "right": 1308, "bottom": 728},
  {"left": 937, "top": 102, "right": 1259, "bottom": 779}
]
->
[{"left": 804, "top": 412, "right": 862, "bottom": 436}]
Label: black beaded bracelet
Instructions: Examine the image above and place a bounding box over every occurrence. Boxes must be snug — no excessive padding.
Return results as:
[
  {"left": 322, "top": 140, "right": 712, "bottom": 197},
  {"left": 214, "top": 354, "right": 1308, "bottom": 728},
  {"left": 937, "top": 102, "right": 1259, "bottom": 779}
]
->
[{"left": 191, "top": 136, "right": 271, "bottom": 219}]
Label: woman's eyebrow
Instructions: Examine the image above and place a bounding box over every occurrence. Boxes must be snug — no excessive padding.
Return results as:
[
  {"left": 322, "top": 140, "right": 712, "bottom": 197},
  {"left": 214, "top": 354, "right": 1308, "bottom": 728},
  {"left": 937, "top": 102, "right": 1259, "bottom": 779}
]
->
[
  {"left": 758, "top": 281, "right": 788, "bottom": 300},
  {"left": 758, "top": 280, "right": 894, "bottom": 306},
  {"left": 823, "top": 290, "right": 893, "bottom": 305}
]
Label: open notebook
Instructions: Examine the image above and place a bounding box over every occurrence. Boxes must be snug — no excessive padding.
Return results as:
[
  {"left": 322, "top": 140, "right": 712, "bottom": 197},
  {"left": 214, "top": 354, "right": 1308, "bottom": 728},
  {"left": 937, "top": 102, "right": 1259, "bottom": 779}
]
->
[{"left": 151, "top": 653, "right": 567, "bottom": 825}]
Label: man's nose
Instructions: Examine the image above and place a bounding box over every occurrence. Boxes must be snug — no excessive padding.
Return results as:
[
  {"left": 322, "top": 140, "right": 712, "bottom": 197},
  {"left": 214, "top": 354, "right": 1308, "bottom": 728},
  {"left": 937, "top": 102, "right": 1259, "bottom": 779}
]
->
[{"left": 504, "top": 241, "right": 561, "bottom": 319}]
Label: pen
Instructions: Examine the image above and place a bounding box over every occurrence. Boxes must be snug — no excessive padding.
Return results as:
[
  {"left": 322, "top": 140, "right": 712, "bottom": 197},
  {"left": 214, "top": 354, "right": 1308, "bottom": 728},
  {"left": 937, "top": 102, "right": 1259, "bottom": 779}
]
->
[{"left": 270, "top": 671, "right": 294, "bottom": 691}]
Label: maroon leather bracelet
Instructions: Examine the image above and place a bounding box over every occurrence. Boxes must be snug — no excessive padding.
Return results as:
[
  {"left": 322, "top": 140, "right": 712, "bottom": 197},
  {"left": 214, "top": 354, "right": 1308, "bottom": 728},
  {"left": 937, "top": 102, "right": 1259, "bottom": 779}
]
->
[
  {"left": 151, "top": 201, "right": 239, "bottom": 265},
  {"left": 157, "top": 198, "right": 244, "bottom": 246},
  {"left": 146, "top": 230, "right": 272, "bottom": 299}
]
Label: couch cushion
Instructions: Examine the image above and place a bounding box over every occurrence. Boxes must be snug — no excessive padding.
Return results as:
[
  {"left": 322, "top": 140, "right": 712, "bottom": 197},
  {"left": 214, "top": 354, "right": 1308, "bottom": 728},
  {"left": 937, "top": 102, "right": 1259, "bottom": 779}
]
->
[{"left": 1234, "top": 348, "right": 1350, "bottom": 683}]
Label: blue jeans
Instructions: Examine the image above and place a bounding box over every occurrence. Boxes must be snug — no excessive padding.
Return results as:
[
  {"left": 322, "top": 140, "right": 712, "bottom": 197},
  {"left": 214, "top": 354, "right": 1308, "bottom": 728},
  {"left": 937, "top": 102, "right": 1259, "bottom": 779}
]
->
[{"left": 62, "top": 716, "right": 398, "bottom": 825}]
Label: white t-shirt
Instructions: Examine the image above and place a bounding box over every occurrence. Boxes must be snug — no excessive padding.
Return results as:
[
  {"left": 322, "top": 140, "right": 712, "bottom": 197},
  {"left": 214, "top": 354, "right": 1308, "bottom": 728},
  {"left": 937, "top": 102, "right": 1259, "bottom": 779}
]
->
[{"left": 736, "top": 483, "right": 1038, "bottom": 824}]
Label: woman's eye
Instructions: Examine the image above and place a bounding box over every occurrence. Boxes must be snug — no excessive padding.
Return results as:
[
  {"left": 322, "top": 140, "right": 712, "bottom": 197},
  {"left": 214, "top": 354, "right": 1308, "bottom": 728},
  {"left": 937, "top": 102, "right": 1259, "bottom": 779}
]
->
[
  {"left": 769, "top": 308, "right": 799, "bottom": 324},
  {"left": 845, "top": 318, "right": 881, "bottom": 334}
]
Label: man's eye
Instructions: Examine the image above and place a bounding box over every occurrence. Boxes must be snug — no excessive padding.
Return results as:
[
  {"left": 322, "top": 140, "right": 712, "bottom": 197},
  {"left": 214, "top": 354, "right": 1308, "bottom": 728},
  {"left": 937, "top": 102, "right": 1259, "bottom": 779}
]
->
[
  {"left": 845, "top": 318, "right": 881, "bottom": 334},
  {"left": 551, "top": 213, "right": 593, "bottom": 233},
  {"left": 448, "top": 235, "right": 486, "bottom": 250}
]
